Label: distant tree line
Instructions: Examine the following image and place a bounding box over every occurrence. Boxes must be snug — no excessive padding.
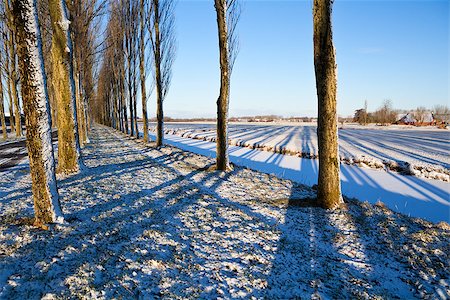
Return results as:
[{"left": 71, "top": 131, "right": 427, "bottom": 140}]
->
[
  {"left": 353, "top": 100, "right": 449, "bottom": 126},
  {"left": 147, "top": 115, "right": 317, "bottom": 123}
]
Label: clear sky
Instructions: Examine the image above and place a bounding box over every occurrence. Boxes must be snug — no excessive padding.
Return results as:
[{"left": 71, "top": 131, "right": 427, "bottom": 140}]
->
[{"left": 145, "top": 0, "right": 448, "bottom": 119}]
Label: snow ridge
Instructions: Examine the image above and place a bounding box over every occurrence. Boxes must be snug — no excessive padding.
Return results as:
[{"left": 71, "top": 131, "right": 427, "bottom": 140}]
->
[{"left": 153, "top": 125, "right": 450, "bottom": 182}]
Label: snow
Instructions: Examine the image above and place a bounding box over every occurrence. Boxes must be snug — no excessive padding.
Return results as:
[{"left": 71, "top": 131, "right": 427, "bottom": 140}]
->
[
  {"left": 145, "top": 127, "right": 450, "bottom": 224},
  {"left": 1, "top": 125, "right": 449, "bottom": 299},
  {"left": 0, "top": 127, "right": 450, "bottom": 299},
  {"left": 153, "top": 123, "right": 450, "bottom": 182}
]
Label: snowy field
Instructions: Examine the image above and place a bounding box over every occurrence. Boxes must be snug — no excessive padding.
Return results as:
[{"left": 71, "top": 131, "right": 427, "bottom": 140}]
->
[
  {"left": 1, "top": 126, "right": 449, "bottom": 298},
  {"left": 146, "top": 131, "right": 450, "bottom": 223},
  {"left": 151, "top": 123, "right": 450, "bottom": 181}
]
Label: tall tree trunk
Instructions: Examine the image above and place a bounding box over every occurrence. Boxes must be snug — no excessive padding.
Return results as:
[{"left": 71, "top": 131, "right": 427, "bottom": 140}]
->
[
  {"left": 139, "top": 0, "right": 148, "bottom": 142},
  {"left": 121, "top": 66, "right": 128, "bottom": 134},
  {"left": 49, "top": 0, "right": 82, "bottom": 173},
  {"left": 82, "top": 77, "right": 90, "bottom": 138},
  {"left": 4, "top": 2, "right": 22, "bottom": 137},
  {"left": 73, "top": 56, "right": 86, "bottom": 146},
  {"left": 118, "top": 80, "right": 123, "bottom": 132},
  {"left": 9, "top": 33, "right": 22, "bottom": 137},
  {"left": 153, "top": 0, "right": 163, "bottom": 147},
  {"left": 0, "top": 74, "right": 6, "bottom": 139},
  {"left": 48, "top": 73, "right": 58, "bottom": 128},
  {"left": 113, "top": 80, "right": 119, "bottom": 130},
  {"left": 313, "top": 0, "right": 343, "bottom": 209},
  {"left": 4, "top": 36, "right": 15, "bottom": 134},
  {"left": 133, "top": 75, "right": 138, "bottom": 137},
  {"left": 128, "top": 70, "right": 134, "bottom": 136},
  {"left": 214, "top": 0, "right": 230, "bottom": 171},
  {"left": 11, "top": 0, "right": 64, "bottom": 224},
  {"left": 126, "top": 22, "right": 135, "bottom": 137},
  {"left": 7, "top": 77, "right": 15, "bottom": 134},
  {"left": 75, "top": 69, "right": 87, "bottom": 146}
]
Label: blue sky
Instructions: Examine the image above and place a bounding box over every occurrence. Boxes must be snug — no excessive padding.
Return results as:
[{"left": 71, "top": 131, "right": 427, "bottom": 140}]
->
[{"left": 148, "top": 0, "right": 448, "bottom": 118}]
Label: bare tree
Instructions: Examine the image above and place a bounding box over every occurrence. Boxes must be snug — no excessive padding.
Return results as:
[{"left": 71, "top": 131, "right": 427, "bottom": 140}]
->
[
  {"left": 124, "top": 0, "right": 138, "bottom": 137},
  {"left": 433, "top": 104, "right": 450, "bottom": 124},
  {"left": 363, "top": 99, "right": 368, "bottom": 125},
  {"left": 0, "top": 12, "right": 15, "bottom": 136},
  {"left": 0, "top": 58, "right": 6, "bottom": 139},
  {"left": 93, "top": 3, "right": 129, "bottom": 130},
  {"left": 313, "top": 0, "right": 343, "bottom": 209},
  {"left": 373, "top": 99, "right": 396, "bottom": 125},
  {"left": 3, "top": 31, "right": 14, "bottom": 134},
  {"left": 11, "top": 0, "right": 63, "bottom": 224},
  {"left": 9, "top": 33, "right": 21, "bottom": 137},
  {"left": 3, "top": 0, "right": 22, "bottom": 137},
  {"left": 147, "top": 0, "right": 176, "bottom": 147},
  {"left": 48, "top": 0, "right": 82, "bottom": 173},
  {"left": 413, "top": 106, "right": 427, "bottom": 125},
  {"left": 68, "top": 0, "right": 106, "bottom": 146},
  {"left": 0, "top": 17, "right": 6, "bottom": 139},
  {"left": 36, "top": 0, "right": 58, "bottom": 129},
  {"left": 140, "top": 0, "right": 149, "bottom": 142},
  {"left": 107, "top": 3, "right": 127, "bottom": 133},
  {"left": 214, "top": 0, "right": 240, "bottom": 171}
]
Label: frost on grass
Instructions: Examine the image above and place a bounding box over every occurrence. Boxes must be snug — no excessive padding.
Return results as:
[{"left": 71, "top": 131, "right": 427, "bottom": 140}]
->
[{"left": 0, "top": 126, "right": 449, "bottom": 299}]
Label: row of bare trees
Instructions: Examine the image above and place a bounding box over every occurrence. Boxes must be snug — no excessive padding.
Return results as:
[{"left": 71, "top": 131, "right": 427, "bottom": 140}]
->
[
  {"left": 0, "top": 0, "right": 22, "bottom": 138},
  {"left": 1, "top": 0, "right": 103, "bottom": 225},
  {"left": 94, "top": 0, "right": 343, "bottom": 209},
  {"left": 93, "top": 0, "right": 176, "bottom": 150},
  {"left": 6, "top": 0, "right": 342, "bottom": 225},
  {"left": 94, "top": 0, "right": 241, "bottom": 171}
]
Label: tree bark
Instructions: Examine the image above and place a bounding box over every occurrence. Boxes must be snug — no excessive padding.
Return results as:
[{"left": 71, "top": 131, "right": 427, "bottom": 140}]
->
[
  {"left": 48, "top": 73, "right": 58, "bottom": 128},
  {"left": 313, "top": 0, "right": 343, "bottom": 209},
  {"left": 133, "top": 75, "right": 138, "bottom": 137},
  {"left": 77, "top": 70, "right": 87, "bottom": 145},
  {"left": 125, "top": 8, "right": 135, "bottom": 137},
  {"left": 117, "top": 79, "right": 123, "bottom": 132},
  {"left": 0, "top": 73, "right": 6, "bottom": 139},
  {"left": 74, "top": 58, "right": 86, "bottom": 146},
  {"left": 9, "top": 33, "right": 22, "bottom": 137},
  {"left": 121, "top": 64, "right": 128, "bottom": 134},
  {"left": 140, "top": 0, "right": 148, "bottom": 142},
  {"left": 11, "top": 0, "right": 64, "bottom": 224},
  {"left": 3, "top": 37, "right": 15, "bottom": 134},
  {"left": 49, "top": 0, "right": 82, "bottom": 173},
  {"left": 4, "top": 2, "right": 22, "bottom": 137},
  {"left": 214, "top": 0, "right": 230, "bottom": 171},
  {"left": 153, "top": 0, "right": 164, "bottom": 147}
]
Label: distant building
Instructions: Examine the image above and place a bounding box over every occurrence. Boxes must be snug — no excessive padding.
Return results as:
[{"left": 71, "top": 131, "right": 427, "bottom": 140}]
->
[
  {"left": 395, "top": 112, "right": 435, "bottom": 126},
  {"left": 396, "top": 113, "right": 416, "bottom": 125}
]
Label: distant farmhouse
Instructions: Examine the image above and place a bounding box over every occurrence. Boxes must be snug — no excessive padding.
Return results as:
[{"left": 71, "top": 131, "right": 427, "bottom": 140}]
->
[
  {"left": 396, "top": 112, "right": 433, "bottom": 125},
  {"left": 395, "top": 111, "right": 449, "bottom": 126}
]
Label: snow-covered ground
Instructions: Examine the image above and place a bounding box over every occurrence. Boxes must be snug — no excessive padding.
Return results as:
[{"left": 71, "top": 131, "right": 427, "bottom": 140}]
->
[
  {"left": 1, "top": 125, "right": 449, "bottom": 298},
  {"left": 145, "top": 129, "right": 450, "bottom": 224},
  {"left": 152, "top": 123, "right": 450, "bottom": 181}
]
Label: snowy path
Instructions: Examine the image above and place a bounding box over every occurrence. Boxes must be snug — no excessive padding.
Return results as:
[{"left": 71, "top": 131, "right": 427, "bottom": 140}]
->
[
  {"left": 0, "top": 130, "right": 56, "bottom": 170},
  {"left": 150, "top": 132, "right": 450, "bottom": 223},
  {"left": 1, "top": 125, "right": 449, "bottom": 298}
]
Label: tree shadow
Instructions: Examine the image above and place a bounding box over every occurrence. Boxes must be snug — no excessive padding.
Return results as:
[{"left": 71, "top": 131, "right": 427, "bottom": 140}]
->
[
  {"left": 1, "top": 126, "right": 447, "bottom": 299},
  {"left": 265, "top": 186, "right": 449, "bottom": 298}
]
